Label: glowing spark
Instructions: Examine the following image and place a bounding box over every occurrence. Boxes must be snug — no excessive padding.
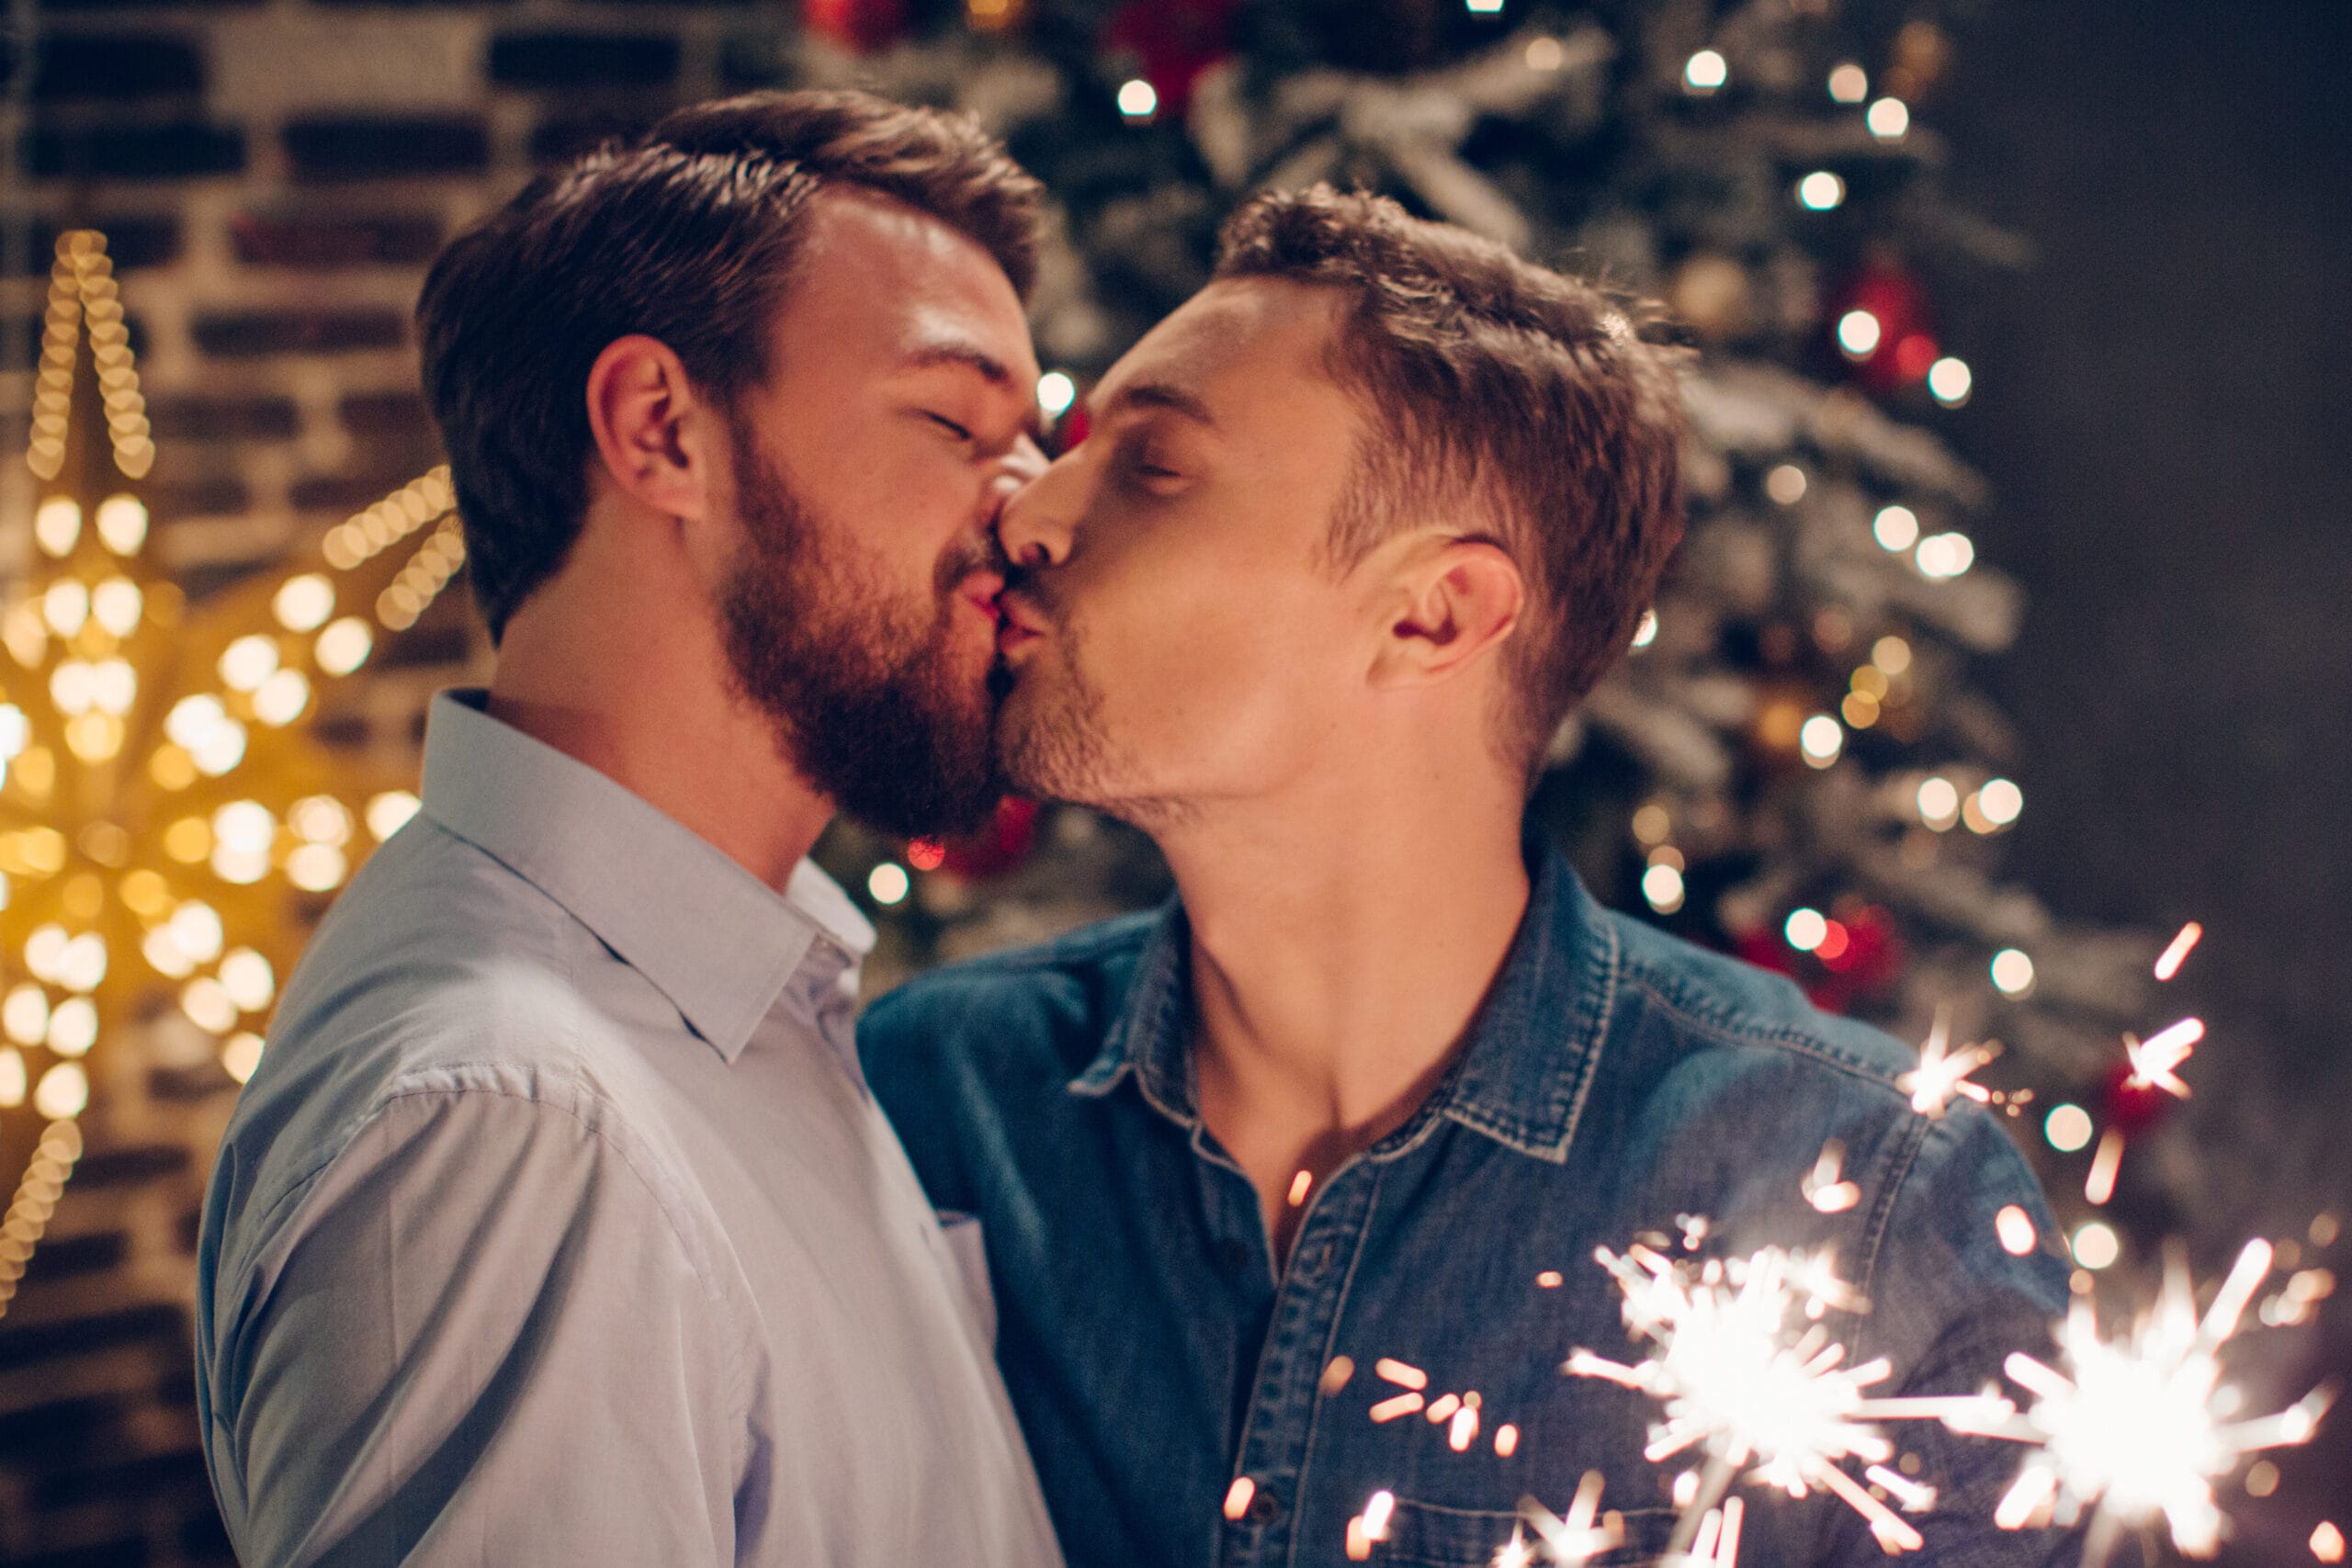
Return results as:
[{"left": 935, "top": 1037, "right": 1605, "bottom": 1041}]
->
[
  {"left": 1896, "top": 1013, "right": 1999, "bottom": 1117},
  {"left": 1450, "top": 1403, "right": 1481, "bottom": 1450},
  {"left": 1362, "top": 1489, "right": 1396, "bottom": 1540},
  {"left": 1518, "top": 1472, "right": 1623, "bottom": 1565},
  {"left": 1944, "top": 1240, "right": 2336, "bottom": 1564},
  {"left": 1803, "top": 1140, "right": 1862, "bottom": 1214},
  {"left": 1537, "top": 1270, "right": 1565, "bottom": 1289},
  {"left": 2314, "top": 1521, "right": 2346, "bottom": 1562},
  {"left": 1996, "top": 1205, "right": 2040, "bottom": 1257},
  {"left": 1288, "top": 1169, "right": 1314, "bottom": 1207},
  {"left": 1866, "top": 1464, "right": 1937, "bottom": 1512},
  {"left": 1428, "top": 1393, "right": 1463, "bottom": 1423},
  {"left": 2124, "top": 1017, "right": 2203, "bottom": 1099},
  {"left": 1377, "top": 1357, "right": 1429, "bottom": 1390},
  {"left": 2154, "top": 921, "right": 2203, "bottom": 981},
  {"left": 1492, "top": 1524, "right": 1537, "bottom": 1568},
  {"left": 2085, "top": 1130, "right": 2124, "bottom": 1206},
  {"left": 1495, "top": 1423, "right": 1521, "bottom": 1457},
  {"left": 1321, "top": 1356, "right": 1356, "bottom": 1394},
  {"left": 1563, "top": 1238, "right": 1974, "bottom": 1553},
  {"left": 1222, "top": 1476, "right": 1255, "bottom": 1520},
  {"left": 1371, "top": 1391, "right": 1425, "bottom": 1422}
]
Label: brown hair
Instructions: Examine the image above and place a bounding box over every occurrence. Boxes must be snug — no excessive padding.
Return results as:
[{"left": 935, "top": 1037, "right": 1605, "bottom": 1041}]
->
[
  {"left": 417, "top": 89, "right": 1043, "bottom": 640},
  {"left": 1214, "top": 185, "right": 1687, "bottom": 775}
]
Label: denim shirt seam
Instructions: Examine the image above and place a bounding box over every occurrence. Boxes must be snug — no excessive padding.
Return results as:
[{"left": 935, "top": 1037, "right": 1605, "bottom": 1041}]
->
[{"left": 1623, "top": 971, "right": 1906, "bottom": 1095}]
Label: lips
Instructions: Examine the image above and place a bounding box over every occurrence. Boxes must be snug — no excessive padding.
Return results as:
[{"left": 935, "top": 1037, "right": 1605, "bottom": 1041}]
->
[{"left": 995, "top": 589, "right": 1048, "bottom": 654}]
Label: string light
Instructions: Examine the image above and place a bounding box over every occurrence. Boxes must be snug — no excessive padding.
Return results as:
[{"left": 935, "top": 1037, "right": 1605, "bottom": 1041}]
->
[
  {"left": 1872, "top": 505, "right": 1920, "bottom": 551},
  {"left": 1916, "top": 531, "right": 1976, "bottom": 579},
  {"left": 1116, "top": 79, "right": 1158, "bottom": 120},
  {"left": 1928, "top": 356, "right": 1973, "bottom": 406},
  {"left": 1797, "top": 172, "right": 1846, "bottom": 210},
  {"left": 1684, "top": 50, "right": 1728, "bottom": 94},
  {"left": 1035, "top": 371, "right": 1077, "bottom": 418},
  {"left": 1837, "top": 310, "right": 1883, "bottom": 357},
  {"left": 1827, "top": 62, "right": 1870, "bottom": 103},
  {"left": 1867, "top": 98, "right": 1911, "bottom": 139},
  {"left": 867, "top": 863, "right": 910, "bottom": 905}
]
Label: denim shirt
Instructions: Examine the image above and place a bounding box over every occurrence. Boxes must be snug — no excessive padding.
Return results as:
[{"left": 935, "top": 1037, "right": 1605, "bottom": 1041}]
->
[{"left": 860, "top": 844, "right": 2083, "bottom": 1568}]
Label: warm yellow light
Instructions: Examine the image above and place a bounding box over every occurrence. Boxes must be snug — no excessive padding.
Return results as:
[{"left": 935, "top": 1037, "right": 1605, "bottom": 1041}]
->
[
  {"left": 219, "top": 635, "right": 279, "bottom": 693},
  {"left": 1797, "top": 171, "right": 1845, "bottom": 210},
  {"left": 1872, "top": 505, "right": 1920, "bottom": 551},
  {"left": 867, "top": 863, "right": 910, "bottom": 906},
  {"left": 34, "top": 498, "right": 81, "bottom": 558},
  {"left": 163, "top": 817, "right": 210, "bottom": 863},
  {"left": 42, "top": 580, "right": 89, "bottom": 638},
  {"left": 192, "top": 718, "right": 248, "bottom": 777},
  {"left": 1840, "top": 691, "right": 1880, "bottom": 728},
  {"left": 1035, "top": 373, "right": 1077, "bottom": 418},
  {"left": 2045, "top": 1103, "right": 2095, "bottom": 1153},
  {"left": 1991, "top": 948, "right": 2036, "bottom": 996},
  {"left": 1917, "top": 776, "right": 1961, "bottom": 829},
  {"left": 211, "top": 845, "right": 269, "bottom": 886},
  {"left": 222, "top": 1032, "right": 266, "bottom": 1085},
  {"left": 1765, "top": 464, "right": 1808, "bottom": 504},
  {"left": 0, "top": 706, "right": 25, "bottom": 761},
  {"left": 24, "top": 925, "right": 68, "bottom": 984},
  {"left": 253, "top": 669, "right": 311, "bottom": 727},
  {"left": 366, "top": 791, "right": 422, "bottom": 841},
  {"left": 315, "top": 617, "right": 373, "bottom": 676},
  {"left": 181, "top": 977, "right": 238, "bottom": 1034},
  {"left": 1978, "top": 777, "right": 2023, "bottom": 825},
  {"left": 166, "top": 694, "right": 226, "bottom": 750},
  {"left": 170, "top": 901, "right": 224, "bottom": 964},
  {"left": 1866, "top": 98, "right": 1910, "bottom": 139},
  {"left": 1871, "top": 635, "right": 1912, "bottom": 675},
  {"left": 212, "top": 800, "right": 275, "bottom": 854},
  {"left": 273, "top": 574, "right": 335, "bottom": 633},
  {"left": 1115, "top": 79, "right": 1158, "bottom": 119},
  {"left": 45, "top": 998, "right": 97, "bottom": 1057},
  {"left": 3, "top": 604, "right": 46, "bottom": 669},
  {"left": 90, "top": 659, "right": 137, "bottom": 716},
  {"left": 1684, "top": 49, "right": 1728, "bottom": 93},
  {"left": 218, "top": 948, "right": 276, "bottom": 1013},
  {"left": 1917, "top": 531, "right": 1975, "bottom": 579},
  {"left": 2071, "top": 1221, "right": 2120, "bottom": 1270},
  {"left": 33, "top": 1061, "right": 88, "bottom": 1120},
  {"left": 149, "top": 745, "right": 196, "bottom": 792},
  {"left": 1632, "top": 803, "right": 1672, "bottom": 846},
  {"left": 1798, "top": 714, "right": 1843, "bottom": 766},
  {"left": 91, "top": 578, "right": 142, "bottom": 637},
  {"left": 58, "top": 933, "right": 107, "bottom": 993},
  {"left": 1827, "top": 62, "right": 1868, "bottom": 103},
  {"left": 49, "top": 661, "right": 94, "bottom": 716},
  {"left": 1928, "top": 356, "right": 1973, "bottom": 407},
  {"left": 290, "top": 795, "right": 353, "bottom": 846},
  {"left": 287, "top": 842, "right": 348, "bottom": 893},
  {"left": 141, "top": 926, "right": 193, "bottom": 980},
  {"left": 1641, "top": 863, "right": 1686, "bottom": 914},
  {"left": 0, "top": 1049, "right": 21, "bottom": 1108},
  {"left": 1837, "top": 310, "right": 1883, "bottom": 357},
  {"left": 1524, "top": 36, "right": 1565, "bottom": 71},
  {"left": 1, "top": 987, "right": 48, "bottom": 1047},
  {"left": 95, "top": 495, "right": 147, "bottom": 556},
  {"left": 119, "top": 869, "right": 170, "bottom": 919}
]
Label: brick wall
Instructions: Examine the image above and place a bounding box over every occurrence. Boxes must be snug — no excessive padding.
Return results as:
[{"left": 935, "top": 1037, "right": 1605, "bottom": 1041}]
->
[{"left": 0, "top": 4, "right": 807, "bottom": 1559}]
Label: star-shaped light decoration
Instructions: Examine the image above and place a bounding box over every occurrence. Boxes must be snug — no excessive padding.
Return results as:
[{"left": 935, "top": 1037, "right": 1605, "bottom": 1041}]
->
[
  {"left": 1894, "top": 1010, "right": 1999, "bottom": 1118},
  {"left": 0, "top": 230, "right": 468, "bottom": 1314}
]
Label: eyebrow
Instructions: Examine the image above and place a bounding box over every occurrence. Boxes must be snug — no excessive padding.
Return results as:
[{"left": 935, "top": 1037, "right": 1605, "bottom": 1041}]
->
[
  {"left": 898, "top": 339, "right": 1046, "bottom": 444},
  {"left": 1090, "top": 379, "right": 1221, "bottom": 434}
]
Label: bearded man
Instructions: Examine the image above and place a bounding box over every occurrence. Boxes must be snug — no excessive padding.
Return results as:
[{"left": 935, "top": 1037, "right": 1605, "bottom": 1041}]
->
[
  {"left": 194, "top": 91, "right": 1063, "bottom": 1566},
  {"left": 860, "top": 187, "right": 2078, "bottom": 1567}
]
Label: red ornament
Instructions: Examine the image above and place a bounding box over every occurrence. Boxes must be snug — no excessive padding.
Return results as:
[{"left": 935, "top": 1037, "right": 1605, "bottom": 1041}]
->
[
  {"left": 935, "top": 795, "right": 1040, "bottom": 880},
  {"left": 1827, "top": 259, "right": 1938, "bottom": 393},
  {"left": 2098, "top": 1060, "right": 2178, "bottom": 1135},
  {"left": 802, "top": 0, "right": 909, "bottom": 54},
  {"left": 1739, "top": 901, "right": 1905, "bottom": 1015},
  {"left": 1102, "top": 0, "right": 1238, "bottom": 118}
]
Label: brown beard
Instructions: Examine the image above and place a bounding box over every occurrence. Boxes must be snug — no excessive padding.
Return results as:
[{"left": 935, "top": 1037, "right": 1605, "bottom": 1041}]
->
[{"left": 717, "top": 416, "right": 1001, "bottom": 839}]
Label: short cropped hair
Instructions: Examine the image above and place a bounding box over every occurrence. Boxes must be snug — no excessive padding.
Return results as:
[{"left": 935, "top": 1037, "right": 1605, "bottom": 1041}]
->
[
  {"left": 417, "top": 89, "right": 1044, "bottom": 640},
  {"left": 1214, "top": 186, "right": 1687, "bottom": 775}
]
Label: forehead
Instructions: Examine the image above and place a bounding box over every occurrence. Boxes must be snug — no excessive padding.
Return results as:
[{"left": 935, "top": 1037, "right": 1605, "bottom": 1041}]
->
[
  {"left": 769, "top": 188, "right": 1033, "bottom": 373},
  {"left": 1107, "top": 277, "right": 1351, "bottom": 412}
]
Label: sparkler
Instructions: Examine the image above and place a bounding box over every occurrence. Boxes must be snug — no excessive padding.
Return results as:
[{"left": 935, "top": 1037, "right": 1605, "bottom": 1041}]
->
[
  {"left": 1514, "top": 1471, "right": 1623, "bottom": 1565},
  {"left": 1942, "top": 1238, "right": 2336, "bottom": 1564},
  {"left": 1895, "top": 1011, "right": 1999, "bottom": 1117},
  {"left": 2122, "top": 1017, "right": 2204, "bottom": 1100},
  {"left": 1562, "top": 1238, "right": 1989, "bottom": 1559}
]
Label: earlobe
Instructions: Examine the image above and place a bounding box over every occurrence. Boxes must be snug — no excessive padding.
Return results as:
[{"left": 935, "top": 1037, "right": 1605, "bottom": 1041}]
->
[{"left": 584, "top": 334, "right": 708, "bottom": 524}]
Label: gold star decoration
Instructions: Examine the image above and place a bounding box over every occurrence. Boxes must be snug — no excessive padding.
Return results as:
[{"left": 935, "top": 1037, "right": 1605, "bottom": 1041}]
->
[{"left": 0, "top": 231, "right": 466, "bottom": 1314}]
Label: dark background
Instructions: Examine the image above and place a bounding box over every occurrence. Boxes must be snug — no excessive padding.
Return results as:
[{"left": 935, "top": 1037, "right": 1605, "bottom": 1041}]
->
[{"left": 1942, "top": 0, "right": 2350, "bottom": 1145}]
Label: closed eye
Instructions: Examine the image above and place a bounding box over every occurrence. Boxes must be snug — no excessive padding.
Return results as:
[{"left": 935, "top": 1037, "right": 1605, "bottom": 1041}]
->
[{"left": 922, "top": 412, "right": 972, "bottom": 441}]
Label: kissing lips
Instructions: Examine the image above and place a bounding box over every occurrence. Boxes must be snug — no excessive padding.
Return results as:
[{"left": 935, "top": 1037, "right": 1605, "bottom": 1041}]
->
[{"left": 995, "top": 591, "right": 1048, "bottom": 657}]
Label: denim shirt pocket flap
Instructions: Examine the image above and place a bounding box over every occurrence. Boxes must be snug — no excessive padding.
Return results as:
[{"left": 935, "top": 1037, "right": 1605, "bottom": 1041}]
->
[
  {"left": 1373, "top": 1497, "right": 1680, "bottom": 1567},
  {"left": 934, "top": 1210, "right": 997, "bottom": 1350}
]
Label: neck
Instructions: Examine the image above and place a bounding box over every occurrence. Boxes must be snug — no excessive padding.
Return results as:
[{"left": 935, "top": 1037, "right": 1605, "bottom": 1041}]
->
[
  {"left": 1159, "top": 759, "right": 1531, "bottom": 1255},
  {"left": 483, "top": 522, "right": 832, "bottom": 893}
]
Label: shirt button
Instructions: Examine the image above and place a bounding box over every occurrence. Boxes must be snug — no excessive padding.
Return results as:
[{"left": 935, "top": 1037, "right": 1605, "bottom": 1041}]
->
[
  {"left": 1215, "top": 1239, "right": 1252, "bottom": 1275},
  {"left": 1246, "top": 1489, "right": 1282, "bottom": 1525},
  {"left": 1293, "top": 1240, "right": 1332, "bottom": 1278}
]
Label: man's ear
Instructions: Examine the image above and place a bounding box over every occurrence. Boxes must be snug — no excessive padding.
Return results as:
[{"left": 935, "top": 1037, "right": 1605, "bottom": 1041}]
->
[
  {"left": 1369, "top": 536, "right": 1525, "bottom": 691},
  {"left": 583, "top": 334, "right": 711, "bottom": 525}
]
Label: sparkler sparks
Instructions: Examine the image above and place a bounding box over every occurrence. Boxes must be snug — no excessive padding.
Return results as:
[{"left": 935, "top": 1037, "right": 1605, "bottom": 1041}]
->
[
  {"left": 1562, "top": 1239, "right": 1978, "bottom": 1557},
  {"left": 2154, "top": 921, "right": 2202, "bottom": 982},
  {"left": 1516, "top": 1471, "right": 1623, "bottom": 1565},
  {"left": 2123, "top": 1017, "right": 2204, "bottom": 1099},
  {"left": 1943, "top": 1239, "right": 2336, "bottom": 1564},
  {"left": 1895, "top": 1014, "right": 1999, "bottom": 1117}
]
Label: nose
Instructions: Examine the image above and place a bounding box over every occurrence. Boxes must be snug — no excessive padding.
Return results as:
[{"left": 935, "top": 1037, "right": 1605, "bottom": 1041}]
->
[{"left": 995, "top": 444, "right": 1081, "bottom": 571}]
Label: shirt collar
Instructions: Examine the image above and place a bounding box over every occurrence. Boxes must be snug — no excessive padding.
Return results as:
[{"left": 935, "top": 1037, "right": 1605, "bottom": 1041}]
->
[
  {"left": 419, "top": 690, "right": 874, "bottom": 1064},
  {"left": 1069, "top": 836, "right": 1622, "bottom": 1164}
]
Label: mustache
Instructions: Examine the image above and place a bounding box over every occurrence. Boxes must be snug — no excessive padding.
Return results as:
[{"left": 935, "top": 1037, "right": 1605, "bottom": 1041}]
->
[{"left": 934, "top": 530, "right": 1005, "bottom": 599}]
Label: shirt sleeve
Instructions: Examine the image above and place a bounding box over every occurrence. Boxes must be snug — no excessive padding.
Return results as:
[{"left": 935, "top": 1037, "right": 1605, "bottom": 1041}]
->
[
  {"left": 1824, "top": 1105, "right": 2118, "bottom": 1568},
  {"left": 210, "top": 1086, "right": 748, "bottom": 1567}
]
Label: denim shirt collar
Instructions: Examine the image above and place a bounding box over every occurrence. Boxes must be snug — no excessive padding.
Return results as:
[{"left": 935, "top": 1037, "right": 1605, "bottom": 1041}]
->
[{"left": 1069, "top": 840, "right": 1623, "bottom": 1164}]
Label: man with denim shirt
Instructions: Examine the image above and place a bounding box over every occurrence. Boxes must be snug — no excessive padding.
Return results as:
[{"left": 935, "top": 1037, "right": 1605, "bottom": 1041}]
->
[{"left": 860, "top": 186, "right": 2078, "bottom": 1566}]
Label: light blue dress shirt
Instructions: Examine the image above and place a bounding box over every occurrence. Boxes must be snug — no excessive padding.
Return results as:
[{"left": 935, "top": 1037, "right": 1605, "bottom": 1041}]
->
[{"left": 195, "top": 690, "right": 1063, "bottom": 1567}]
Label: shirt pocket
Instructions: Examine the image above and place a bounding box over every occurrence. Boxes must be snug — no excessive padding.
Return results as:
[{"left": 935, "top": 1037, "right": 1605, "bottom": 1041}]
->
[
  {"left": 1371, "top": 1496, "right": 1680, "bottom": 1566},
  {"left": 933, "top": 1210, "right": 997, "bottom": 1350}
]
